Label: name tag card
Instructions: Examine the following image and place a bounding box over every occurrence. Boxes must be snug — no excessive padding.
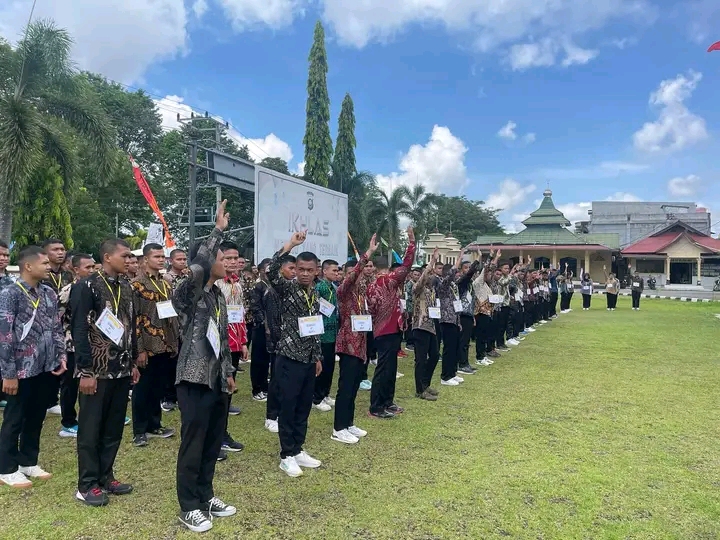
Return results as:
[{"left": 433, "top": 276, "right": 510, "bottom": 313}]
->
[
  {"left": 206, "top": 319, "right": 221, "bottom": 358},
  {"left": 227, "top": 305, "right": 245, "bottom": 323},
  {"left": 318, "top": 298, "right": 335, "bottom": 317},
  {"left": 582, "top": 286, "right": 591, "bottom": 293},
  {"left": 428, "top": 307, "right": 441, "bottom": 319},
  {"left": 97, "top": 307, "right": 125, "bottom": 345},
  {"left": 351, "top": 314, "right": 373, "bottom": 332},
  {"left": 514, "top": 293, "right": 523, "bottom": 302},
  {"left": 527, "top": 288, "right": 532, "bottom": 295},
  {"left": 633, "top": 282, "right": 640, "bottom": 288},
  {"left": 453, "top": 300, "right": 463, "bottom": 312},
  {"left": 399, "top": 299, "right": 407, "bottom": 312},
  {"left": 567, "top": 283, "right": 573, "bottom": 289},
  {"left": 157, "top": 300, "right": 178, "bottom": 320},
  {"left": 21, "top": 310, "right": 37, "bottom": 341},
  {"left": 489, "top": 295, "right": 503, "bottom": 304},
  {"left": 298, "top": 315, "right": 324, "bottom": 337},
  {"left": 533, "top": 287, "right": 539, "bottom": 294}
]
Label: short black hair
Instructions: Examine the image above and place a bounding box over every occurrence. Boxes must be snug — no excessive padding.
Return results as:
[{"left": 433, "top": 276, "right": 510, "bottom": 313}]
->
[
  {"left": 169, "top": 249, "right": 185, "bottom": 259},
  {"left": 143, "top": 243, "right": 164, "bottom": 257},
  {"left": 434, "top": 261, "right": 444, "bottom": 267},
  {"left": 258, "top": 257, "right": 272, "bottom": 271},
  {"left": 280, "top": 255, "right": 296, "bottom": 265},
  {"left": 42, "top": 238, "right": 64, "bottom": 249},
  {"left": 18, "top": 245, "right": 45, "bottom": 266},
  {"left": 0, "top": 240, "right": 8, "bottom": 250},
  {"left": 99, "top": 239, "right": 131, "bottom": 260},
  {"left": 219, "top": 241, "right": 239, "bottom": 253},
  {"left": 127, "top": 254, "right": 138, "bottom": 260},
  {"left": 322, "top": 259, "right": 339, "bottom": 271},
  {"left": 499, "top": 260, "right": 511, "bottom": 268},
  {"left": 442, "top": 263, "right": 453, "bottom": 275},
  {"left": 71, "top": 253, "right": 93, "bottom": 267},
  {"left": 296, "top": 252, "right": 318, "bottom": 264}
]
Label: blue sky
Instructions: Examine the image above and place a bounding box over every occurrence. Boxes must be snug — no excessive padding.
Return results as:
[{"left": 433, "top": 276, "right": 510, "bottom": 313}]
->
[{"left": 1, "top": 0, "right": 719, "bottom": 232}]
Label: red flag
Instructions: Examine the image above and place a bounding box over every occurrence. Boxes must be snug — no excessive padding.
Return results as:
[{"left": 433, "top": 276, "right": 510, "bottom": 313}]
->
[
  {"left": 128, "top": 155, "right": 176, "bottom": 248},
  {"left": 708, "top": 40, "right": 720, "bottom": 52}
]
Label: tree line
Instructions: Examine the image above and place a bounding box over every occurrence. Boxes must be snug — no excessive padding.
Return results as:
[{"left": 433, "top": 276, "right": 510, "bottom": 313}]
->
[{"left": 0, "top": 20, "right": 503, "bottom": 260}]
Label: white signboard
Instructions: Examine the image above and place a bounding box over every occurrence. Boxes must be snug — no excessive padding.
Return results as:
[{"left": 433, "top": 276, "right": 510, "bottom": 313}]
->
[{"left": 254, "top": 168, "right": 348, "bottom": 264}]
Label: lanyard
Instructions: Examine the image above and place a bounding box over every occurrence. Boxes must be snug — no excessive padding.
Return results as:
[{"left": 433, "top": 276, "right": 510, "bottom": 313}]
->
[
  {"left": 302, "top": 290, "right": 315, "bottom": 315},
  {"left": 49, "top": 272, "right": 62, "bottom": 291},
  {"left": 99, "top": 274, "right": 121, "bottom": 314},
  {"left": 150, "top": 276, "right": 169, "bottom": 300},
  {"left": 357, "top": 293, "right": 366, "bottom": 313},
  {"left": 16, "top": 283, "right": 40, "bottom": 310},
  {"left": 451, "top": 282, "right": 459, "bottom": 300},
  {"left": 215, "top": 306, "right": 221, "bottom": 325}
]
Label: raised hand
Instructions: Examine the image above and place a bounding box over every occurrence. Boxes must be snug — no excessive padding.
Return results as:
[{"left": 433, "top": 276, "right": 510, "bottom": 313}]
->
[
  {"left": 290, "top": 230, "right": 307, "bottom": 247},
  {"left": 215, "top": 199, "right": 229, "bottom": 231},
  {"left": 366, "top": 233, "right": 379, "bottom": 256},
  {"left": 407, "top": 226, "right": 415, "bottom": 243}
]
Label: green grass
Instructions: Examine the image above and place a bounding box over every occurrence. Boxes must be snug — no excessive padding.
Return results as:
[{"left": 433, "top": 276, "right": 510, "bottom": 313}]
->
[{"left": 2, "top": 295, "right": 720, "bottom": 539}]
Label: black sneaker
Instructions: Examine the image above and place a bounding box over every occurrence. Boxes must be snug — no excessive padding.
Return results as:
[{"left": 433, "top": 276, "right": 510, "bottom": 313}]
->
[
  {"left": 160, "top": 401, "right": 176, "bottom": 412},
  {"left": 216, "top": 449, "right": 228, "bottom": 462},
  {"left": 386, "top": 404, "right": 404, "bottom": 414},
  {"left": 133, "top": 434, "right": 148, "bottom": 447},
  {"left": 228, "top": 405, "right": 241, "bottom": 416},
  {"left": 425, "top": 387, "right": 439, "bottom": 396},
  {"left": 147, "top": 427, "right": 175, "bottom": 439},
  {"left": 178, "top": 509, "right": 213, "bottom": 533},
  {"left": 457, "top": 365, "right": 476, "bottom": 375},
  {"left": 222, "top": 435, "right": 244, "bottom": 452},
  {"left": 76, "top": 487, "right": 109, "bottom": 507},
  {"left": 368, "top": 410, "right": 395, "bottom": 419},
  {"left": 204, "top": 496, "right": 237, "bottom": 517},
  {"left": 104, "top": 479, "right": 133, "bottom": 495},
  {"left": 416, "top": 390, "right": 438, "bottom": 401}
]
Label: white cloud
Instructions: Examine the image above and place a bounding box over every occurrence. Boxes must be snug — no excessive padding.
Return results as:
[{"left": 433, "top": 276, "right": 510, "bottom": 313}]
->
[
  {"left": 320, "top": 0, "right": 652, "bottom": 68},
  {"left": 217, "top": 0, "right": 304, "bottom": 30},
  {"left": 633, "top": 71, "right": 708, "bottom": 153},
  {"left": 507, "top": 38, "right": 598, "bottom": 70},
  {"left": 486, "top": 178, "right": 536, "bottom": 211},
  {"left": 153, "top": 95, "right": 293, "bottom": 162},
  {"left": 293, "top": 161, "right": 306, "bottom": 176},
  {"left": 556, "top": 201, "right": 592, "bottom": 224},
  {"left": 192, "top": 0, "right": 209, "bottom": 17},
  {"left": 377, "top": 125, "right": 469, "bottom": 195},
  {"left": 0, "top": 0, "right": 189, "bottom": 84},
  {"left": 497, "top": 121, "right": 536, "bottom": 144},
  {"left": 606, "top": 192, "right": 642, "bottom": 202},
  {"left": 497, "top": 121, "right": 518, "bottom": 140},
  {"left": 668, "top": 174, "right": 702, "bottom": 197}
]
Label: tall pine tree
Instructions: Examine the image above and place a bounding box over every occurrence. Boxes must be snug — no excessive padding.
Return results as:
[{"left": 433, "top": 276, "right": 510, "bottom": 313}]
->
[
  {"left": 331, "top": 93, "right": 357, "bottom": 192},
  {"left": 303, "top": 21, "right": 332, "bottom": 187}
]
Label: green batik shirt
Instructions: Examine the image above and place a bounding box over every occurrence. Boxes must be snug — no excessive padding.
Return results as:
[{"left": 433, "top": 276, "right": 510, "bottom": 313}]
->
[{"left": 315, "top": 279, "right": 339, "bottom": 344}]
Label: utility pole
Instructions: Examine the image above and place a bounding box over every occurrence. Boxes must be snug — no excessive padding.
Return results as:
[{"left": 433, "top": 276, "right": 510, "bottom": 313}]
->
[{"left": 188, "top": 142, "right": 198, "bottom": 245}]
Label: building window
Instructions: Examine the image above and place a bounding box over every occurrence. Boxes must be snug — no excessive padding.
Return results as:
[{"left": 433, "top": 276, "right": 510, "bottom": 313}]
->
[
  {"left": 635, "top": 260, "right": 664, "bottom": 273},
  {"left": 702, "top": 258, "right": 720, "bottom": 277}
]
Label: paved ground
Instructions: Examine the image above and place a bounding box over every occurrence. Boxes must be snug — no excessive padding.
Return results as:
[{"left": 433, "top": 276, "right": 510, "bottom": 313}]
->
[{"left": 597, "top": 288, "right": 720, "bottom": 302}]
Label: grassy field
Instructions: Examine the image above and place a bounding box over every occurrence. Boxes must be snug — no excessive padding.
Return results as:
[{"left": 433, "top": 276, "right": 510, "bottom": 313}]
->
[{"left": 1, "top": 295, "right": 719, "bottom": 539}]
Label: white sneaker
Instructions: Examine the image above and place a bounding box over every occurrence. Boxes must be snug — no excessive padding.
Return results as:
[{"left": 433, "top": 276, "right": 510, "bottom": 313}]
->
[
  {"left": 507, "top": 338, "right": 520, "bottom": 346},
  {"left": 331, "top": 429, "right": 359, "bottom": 444},
  {"left": 313, "top": 401, "right": 332, "bottom": 412},
  {"left": 280, "top": 456, "right": 303, "bottom": 477},
  {"left": 348, "top": 425, "right": 367, "bottom": 438},
  {"left": 265, "top": 419, "right": 279, "bottom": 433},
  {"left": 18, "top": 465, "right": 51, "bottom": 479},
  {"left": 441, "top": 378, "right": 459, "bottom": 386},
  {"left": 294, "top": 451, "right": 322, "bottom": 468},
  {"left": 452, "top": 376, "right": 464, "bottom": 383},
  {"left": 47, "top": 405, "right": 61, "bottom": 415},
  {"left": 477, "top": 358, "right": 491, "bottom": 366},
  {"left": 322, "top": 396, "right": 336, "bottom": 407},
  {"left": 396, "top": 372, "right": 404, "bottom": 379},
  {"left": 539, "top": 320, "right": 548, "bottom": 324},
  {"left": 527, "top": 327, "right": 536, "bottom": 332},
  {"left": 0, "top": 471, "right": 32, "bottom": 488}
]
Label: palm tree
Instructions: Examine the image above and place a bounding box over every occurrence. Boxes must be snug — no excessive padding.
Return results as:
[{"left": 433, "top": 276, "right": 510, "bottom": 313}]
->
[
  {"left": 365, "top": 184, "right": 411, "bottom": 254},
  {"left": 0, "top": 20, "right": 115, "bottom": 241},
  {"left": 396, "top": 183, "right": 437, "bottom": 240}
]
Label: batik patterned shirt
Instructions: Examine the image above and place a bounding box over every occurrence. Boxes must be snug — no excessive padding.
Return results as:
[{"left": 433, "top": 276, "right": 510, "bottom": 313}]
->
[
  {"left": 367, "top": 242, "right": 416, "bottom": 337},
  {"left": 315, "top": 279, "right": 339, "bottom": 344},
  {"left": 412, "top": 268, "right": 437, "bottom": 334},
  {"left": 217, "top": 275, "right": 248, "bottom": 353},
  {"left": 335, "top": 255, "right": 371, "bottom": 361},
  {"left": 436, "top": 268, "right": 460, "bottom": 326},
  {"left": 132, "top": 273, "right": 180, "bottom": 357},
  {"left": 0, "top": 279, "right": 65, "bottom": 379}
]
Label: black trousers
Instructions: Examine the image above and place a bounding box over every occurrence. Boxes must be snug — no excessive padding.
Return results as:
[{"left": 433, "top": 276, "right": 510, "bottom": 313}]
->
[
  {"left": 632, "top": 290, "right": 641, "bottom": 308},
  {"left": 176, "top": 381, "right": 227, "bottom": 512},
  {"left": 0, "top": 371, "right": 54, "bottom": 474},
  {"left": 413, "top": 329, "right": 439, "bottom": 394},
  {"left": 458, "top": 315, "right": 474, "bottom": 368},
  {"left": 162, "top": 355, "right": 178, "bottom": 404},
  {"left": 440, "top": 322, "right": 460, "bottom": 381},
  {"left": 131, "top": 353, "right": 169, "bottom": 435},
  {"left": 313, "top": 342, "right": 336, "bottom": 405},
  {"left": 549, "top": 292, "right": 559, "bottom": 316},
  {"left": 334, "top": 354, "right": 364, "bottom": 431},
  {"left": 405, "top": 324, "right": 415, "bottom": 347},
  {"left": 370, "top": 333, "right": 402, "bottom": 414},
  {"left": 276, "top": 356, "right": 316, "bottom": 459},
  {"left": 474, "top": 314, "right": 493, "bottom": 357},
  {"left": 266, "top": 354, "right": 280, "bottom": 421},
  {"left": 567, "top": 292, "right": 574, "bottom": 309},
  {"left": 46, "top": 370, "right": 61, "bottom": 409},
  {"left": 511, "top": 307, "right": 524, "bottom": 337},
  {"left": 77, "top": 377, "right": 131, "bottom": 492},
  {"left": 606, "top": 292, "right": 618, "bottom": 309},
  {"left": 60, "top": 352, "right": 80, "bottom": 428},
  {"left": 582, "top": 294, "right": 592, "bottom": 309},
  {"left": 250, "top": 326, "right": 271, "bottom": 396},
  {"left": 560, "top": 293, "right": 570, "bottom": 311}
]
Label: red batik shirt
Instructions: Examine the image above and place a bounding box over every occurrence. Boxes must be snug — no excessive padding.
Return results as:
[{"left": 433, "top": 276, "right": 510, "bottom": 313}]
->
[
  {"left": 335, "top": 254, "right": 371, "bottom": 362},
  {"left": 217, "top": 274, "right": 247, "bottom": 353},
  {"left": 367, "top": 242, "right": 416, "bottom": 338}
]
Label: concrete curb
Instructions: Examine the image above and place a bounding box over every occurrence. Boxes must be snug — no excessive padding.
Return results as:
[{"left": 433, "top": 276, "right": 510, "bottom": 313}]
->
[{"left": 591, "top": 290, "right": 713, "bottom": 302}]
